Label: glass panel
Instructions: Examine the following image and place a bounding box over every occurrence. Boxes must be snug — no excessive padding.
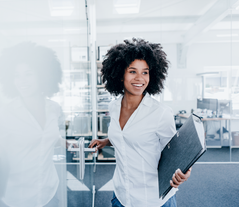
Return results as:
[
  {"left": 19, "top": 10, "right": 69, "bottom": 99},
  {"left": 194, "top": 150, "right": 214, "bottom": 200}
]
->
[
  {"left": 0, "top": 0, "right": 94, "bottom": 206},
  {"left": 231, "top": 5, "right": 239, "bottom": 162},
  {"left": 94, "top": 0, "right": 237, "bottom": 164},
  {"left": 162, "top": 1, "right": 233, "bottom": 162}
]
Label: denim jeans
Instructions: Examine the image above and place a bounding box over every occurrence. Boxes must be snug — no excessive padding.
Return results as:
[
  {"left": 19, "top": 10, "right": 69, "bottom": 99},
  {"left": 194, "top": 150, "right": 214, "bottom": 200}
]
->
[
  {"left": 111, "top": 192, "right": 125, "bottom": 207},
  {"left": 111, "top": 192, "right": 177, "bottom": 207},
  {"left": 161, "top": 195, "right": 177, "bottom": 207}
]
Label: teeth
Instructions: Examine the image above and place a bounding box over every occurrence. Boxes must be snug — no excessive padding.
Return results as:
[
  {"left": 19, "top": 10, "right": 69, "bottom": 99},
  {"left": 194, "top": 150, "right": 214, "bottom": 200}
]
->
[{"left": 132, "top": 84, "right": 143, "bottom": 87}]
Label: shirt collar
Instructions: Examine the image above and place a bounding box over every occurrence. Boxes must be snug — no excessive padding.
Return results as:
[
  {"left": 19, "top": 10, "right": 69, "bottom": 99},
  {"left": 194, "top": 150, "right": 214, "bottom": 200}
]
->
[
  {"left": 12, "top": 96, "right": 48, "bottom": 109},
  {"left": 12, "top": 97, "right": 24, "bottom": 109},
  {"left": 142, "top": 93, "right": 153, "bottom": 107},
  {"left": 115, "top": 93, "right": 152, "bottom": 107}
]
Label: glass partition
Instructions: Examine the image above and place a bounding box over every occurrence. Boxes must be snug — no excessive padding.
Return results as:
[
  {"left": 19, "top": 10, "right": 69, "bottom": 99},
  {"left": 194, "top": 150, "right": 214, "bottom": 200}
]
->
[
  {"left": 95, "top": 0, "right": 239, "bottom": 162},
  {"left": 0, "top": 0, "right": 95, "bottom": 206},
  {"left": 231, "top": 6, "right": 239, "bottom": 162}
]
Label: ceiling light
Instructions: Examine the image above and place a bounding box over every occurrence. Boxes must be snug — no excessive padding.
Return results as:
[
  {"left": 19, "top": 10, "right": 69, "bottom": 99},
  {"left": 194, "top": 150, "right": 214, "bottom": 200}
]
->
[
  {"left": 48, "top": 0, "right": 75, "bottom": 16},
  {"left": 217, "top": 34, "right": 238, "bottom": 37},
  {"left": 196, "top": 72, "right": 219, "bottom": 76},
  {"left": 114, "top": 0, "right": 141, "bottom": 14}
]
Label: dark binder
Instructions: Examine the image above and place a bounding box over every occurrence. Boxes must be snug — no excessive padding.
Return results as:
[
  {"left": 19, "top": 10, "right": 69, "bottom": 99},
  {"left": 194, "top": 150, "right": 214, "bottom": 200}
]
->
[{"left": 158, "top": 113, "right": 206, "bottom": 199}]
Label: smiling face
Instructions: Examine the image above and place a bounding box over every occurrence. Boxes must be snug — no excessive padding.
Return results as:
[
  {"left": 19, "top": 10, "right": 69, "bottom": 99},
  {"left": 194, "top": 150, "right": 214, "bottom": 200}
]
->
[
  {"left": 123, "top": 59, "right": 149, "bottom": 97},
  {"left": 14, "top": 63, "right": 41, "bottom": 98}
]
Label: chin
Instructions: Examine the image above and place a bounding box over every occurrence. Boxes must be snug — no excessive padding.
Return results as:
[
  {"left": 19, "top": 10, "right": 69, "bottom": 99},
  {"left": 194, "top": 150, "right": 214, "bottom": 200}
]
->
[
  {"left": 129, "top": 90, "right": 145, "bottom": 96},
  {"left": 124, "top": 86, "right": 147, "bottom": 96}
]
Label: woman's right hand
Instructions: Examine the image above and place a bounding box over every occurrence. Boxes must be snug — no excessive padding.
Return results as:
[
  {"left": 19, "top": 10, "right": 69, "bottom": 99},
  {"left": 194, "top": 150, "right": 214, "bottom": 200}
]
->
[{"left": 88, "top": 138, "right": 110, "bottom": 153}]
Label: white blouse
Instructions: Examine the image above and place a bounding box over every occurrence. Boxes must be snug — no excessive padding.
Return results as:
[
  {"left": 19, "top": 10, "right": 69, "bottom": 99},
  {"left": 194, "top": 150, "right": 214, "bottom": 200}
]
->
[
  {"left": 0, "top": 98, "right": 63, "bottom": 207},
  {"left": 108, "top": 93, "right": 178, "bottom": 207}
]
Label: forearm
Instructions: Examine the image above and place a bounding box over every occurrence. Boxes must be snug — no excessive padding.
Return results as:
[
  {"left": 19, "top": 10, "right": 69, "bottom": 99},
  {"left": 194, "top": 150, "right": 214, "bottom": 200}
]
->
[{"left": 105, "top": 138, "right": 113, "bottom": 146}]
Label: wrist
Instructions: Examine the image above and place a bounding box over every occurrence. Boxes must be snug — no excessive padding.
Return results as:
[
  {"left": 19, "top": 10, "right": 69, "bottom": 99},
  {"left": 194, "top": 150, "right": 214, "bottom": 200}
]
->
[{"left": 105, "top": 138, "right": 112, "bottom": 146}]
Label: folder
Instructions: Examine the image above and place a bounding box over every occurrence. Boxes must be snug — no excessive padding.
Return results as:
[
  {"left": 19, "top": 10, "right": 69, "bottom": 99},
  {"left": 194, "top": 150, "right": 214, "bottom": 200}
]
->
[{"left": 158, "top": 113, "right": 206, "bottom": 199}]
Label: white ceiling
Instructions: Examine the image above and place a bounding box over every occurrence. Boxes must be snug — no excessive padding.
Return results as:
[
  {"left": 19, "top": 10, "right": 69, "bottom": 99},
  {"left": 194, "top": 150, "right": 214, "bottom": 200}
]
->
[{"left": 0, "top": 0, "right": 239, "bottom": 46}]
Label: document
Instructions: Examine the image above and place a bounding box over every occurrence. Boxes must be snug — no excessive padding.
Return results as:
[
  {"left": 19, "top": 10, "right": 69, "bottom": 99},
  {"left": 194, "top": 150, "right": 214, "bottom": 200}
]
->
[{"left": 158, "top": 114, "right": 206, "bottom": 199}]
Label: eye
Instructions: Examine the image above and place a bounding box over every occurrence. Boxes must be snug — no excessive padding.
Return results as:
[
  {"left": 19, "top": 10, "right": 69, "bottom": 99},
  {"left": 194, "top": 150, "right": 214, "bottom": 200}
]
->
[
  {"left": 130, "top": 71, "right": 136, "bottom": 74},
  {"left": 143, "top": 71, "right": 148, "bottom": 75}
]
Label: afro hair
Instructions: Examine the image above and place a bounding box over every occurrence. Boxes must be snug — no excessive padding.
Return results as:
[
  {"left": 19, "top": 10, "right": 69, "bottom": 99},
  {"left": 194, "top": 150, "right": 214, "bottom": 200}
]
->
[
  {"left": 0, "top": 42, "right": 62, "bottom": 98},
  {"left": 101, "top": 38, "right": 169, "bottom": 96}
]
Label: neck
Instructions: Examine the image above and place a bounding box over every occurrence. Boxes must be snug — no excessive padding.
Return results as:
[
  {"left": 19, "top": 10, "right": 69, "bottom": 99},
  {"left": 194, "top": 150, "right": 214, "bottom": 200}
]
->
[
  {"left": 122, "top": 92, "right": 144, "bottom": 110},
  {"left": 20, "top": 94, "right": 45, "bottom": 109}
]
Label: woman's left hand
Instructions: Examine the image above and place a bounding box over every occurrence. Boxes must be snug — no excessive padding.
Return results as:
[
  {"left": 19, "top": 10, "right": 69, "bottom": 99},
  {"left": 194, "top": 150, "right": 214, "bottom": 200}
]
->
[{"left": 170, "top": 167, "right": 192, "bottom": 188}]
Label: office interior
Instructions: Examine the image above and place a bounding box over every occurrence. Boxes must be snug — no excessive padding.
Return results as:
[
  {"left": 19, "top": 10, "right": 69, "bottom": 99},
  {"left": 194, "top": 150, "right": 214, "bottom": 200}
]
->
[{"left": 0, "top": 0, "right": 239, "bottom": 207}]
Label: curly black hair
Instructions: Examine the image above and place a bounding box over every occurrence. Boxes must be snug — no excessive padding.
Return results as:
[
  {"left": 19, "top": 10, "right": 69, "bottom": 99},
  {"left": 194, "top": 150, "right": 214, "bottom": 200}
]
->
[
  {"left": 101, "top": 38, "right": 169, "bottom": 96},
  {"left": 0, "top": 42, "right": 62, "bottom": 98}
]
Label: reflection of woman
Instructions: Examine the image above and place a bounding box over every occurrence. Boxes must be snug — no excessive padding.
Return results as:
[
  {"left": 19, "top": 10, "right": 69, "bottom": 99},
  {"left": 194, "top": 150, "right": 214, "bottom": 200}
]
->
[
  {"left": 0, "top": 42, "right": 64, "bottom": 207},
  {"left": 89, "top": 39, "right": 191, "bottom": 207}
]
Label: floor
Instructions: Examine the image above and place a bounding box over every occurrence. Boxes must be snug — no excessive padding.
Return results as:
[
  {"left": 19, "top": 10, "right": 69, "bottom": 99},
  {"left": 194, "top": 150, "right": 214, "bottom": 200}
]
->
[{"left": 65, "top": 148, "right": 239, "bottom": 207}]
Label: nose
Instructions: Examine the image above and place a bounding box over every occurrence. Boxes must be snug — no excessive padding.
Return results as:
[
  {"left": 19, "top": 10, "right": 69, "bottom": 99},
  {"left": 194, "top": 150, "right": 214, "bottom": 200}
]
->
[{"left": 134, "top": 73, "right": 144, "bottom": 81}]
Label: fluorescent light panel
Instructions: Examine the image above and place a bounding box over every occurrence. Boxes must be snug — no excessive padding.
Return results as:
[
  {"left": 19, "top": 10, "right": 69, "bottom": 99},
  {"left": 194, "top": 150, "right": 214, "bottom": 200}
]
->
[
  {"left": 114, "top": 0, "right": 141, "bottom": 14},
  {"left": 48, "top": 0, "right": 75, "bottom": 16}
]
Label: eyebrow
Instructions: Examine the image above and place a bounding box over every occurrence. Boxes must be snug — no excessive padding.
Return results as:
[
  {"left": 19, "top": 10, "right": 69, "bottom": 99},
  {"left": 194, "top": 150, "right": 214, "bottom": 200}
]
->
[{"left": 128, "top": 67, "right": 149, "bottom": 70}]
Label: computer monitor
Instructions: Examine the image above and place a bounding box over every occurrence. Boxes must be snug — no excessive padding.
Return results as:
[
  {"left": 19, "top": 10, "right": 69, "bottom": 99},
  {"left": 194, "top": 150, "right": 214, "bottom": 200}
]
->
[
  {"left": 218, "top": 100, "right": 231, "bottom": 115},
  {"left": 197, "top": 98, "right": 218, "bottom": 112}
]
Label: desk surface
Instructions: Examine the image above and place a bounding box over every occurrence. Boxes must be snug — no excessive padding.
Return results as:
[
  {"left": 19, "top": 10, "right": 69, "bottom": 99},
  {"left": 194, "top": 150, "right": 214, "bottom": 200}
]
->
[{"left": 178, "top": 114, "right": 239, "bottom": 121}]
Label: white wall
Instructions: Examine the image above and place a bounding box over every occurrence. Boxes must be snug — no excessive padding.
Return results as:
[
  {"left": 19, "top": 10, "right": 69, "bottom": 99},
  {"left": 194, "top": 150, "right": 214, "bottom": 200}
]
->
[{"left": 162, "top": 42, "right": 239, "bottom": 114}]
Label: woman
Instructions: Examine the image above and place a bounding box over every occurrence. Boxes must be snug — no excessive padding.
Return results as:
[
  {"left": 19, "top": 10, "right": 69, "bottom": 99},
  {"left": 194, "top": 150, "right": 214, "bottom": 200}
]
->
[
  {"left": 0, "top": 42, "right": 66, "bottom": 207},
  {"left": 89, "top": 38, "right": 191, "bottom": 207}
]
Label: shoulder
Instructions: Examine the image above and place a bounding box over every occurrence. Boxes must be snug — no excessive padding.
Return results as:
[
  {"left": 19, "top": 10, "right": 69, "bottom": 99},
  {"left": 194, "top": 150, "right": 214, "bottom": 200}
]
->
[
  {"left": 148, "top": 95, "right": 174, "bottom": 116},
  {"left": 46, "top": 99, "right": 63, "bottom": 116},
  {"left": 146, "top": 96, "right": 175, "bottom": 130},
  {"left": 108, "top": 95, "right": 122, "bottom": 112},
  {"left": 46, "top": 99, "right": 61, "bottom": 108},
  {"left": 0, "top": 97, "right": 19, "bottom": 114},
  {"left": 0, "top": 98, "right": 22, "bottom": 125}
]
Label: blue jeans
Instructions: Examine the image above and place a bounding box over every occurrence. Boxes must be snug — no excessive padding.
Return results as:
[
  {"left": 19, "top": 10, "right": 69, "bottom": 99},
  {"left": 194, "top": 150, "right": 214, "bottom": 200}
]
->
[
  {"left": 111, "top": 192, "right": 125, "bottom": 207},
  {"left": 111, "top": 192, "right": 177, "bottom": 207},
  {"left": 162, "top": 195, "right": 177, "bottom": 207}
]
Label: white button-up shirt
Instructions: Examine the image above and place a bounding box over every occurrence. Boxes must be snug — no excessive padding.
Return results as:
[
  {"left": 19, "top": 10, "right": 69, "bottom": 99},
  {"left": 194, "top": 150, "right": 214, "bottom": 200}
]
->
[
  {"left": 0, "top": 98, "right": 63, "bottom": 207},
  {"left": 108, "top": 93, "right": 178, "bottom": 207}
]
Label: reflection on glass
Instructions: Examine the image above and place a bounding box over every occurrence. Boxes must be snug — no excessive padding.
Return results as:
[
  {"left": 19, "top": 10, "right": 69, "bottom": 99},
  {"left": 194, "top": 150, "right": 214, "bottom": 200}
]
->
[{"left": 0, "top": 42, "right": 66, "bottom": 207}]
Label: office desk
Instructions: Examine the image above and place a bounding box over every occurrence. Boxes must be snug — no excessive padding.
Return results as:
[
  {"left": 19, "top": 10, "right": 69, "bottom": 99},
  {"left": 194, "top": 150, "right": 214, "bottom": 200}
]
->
[
  {"left": 178, "top": 113, "right": 239, "bottom": 121},
  {"left": 178, "top": 114, "right": 239, "bottom": 148}
]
